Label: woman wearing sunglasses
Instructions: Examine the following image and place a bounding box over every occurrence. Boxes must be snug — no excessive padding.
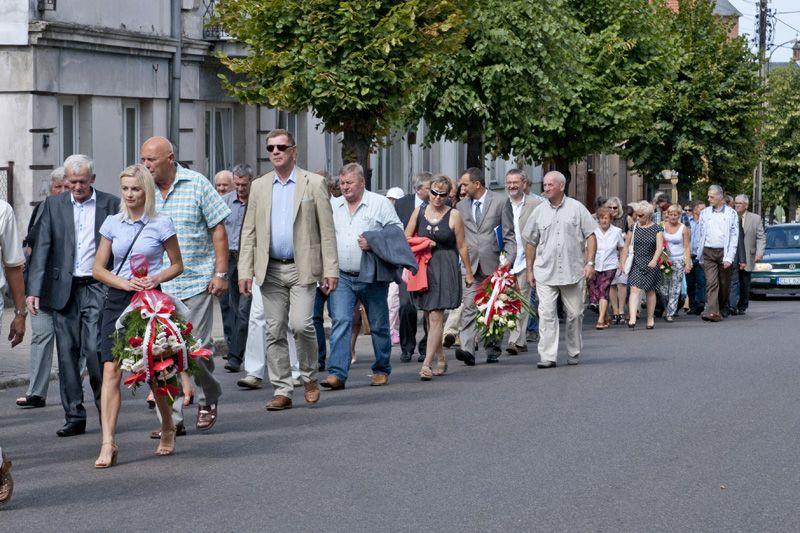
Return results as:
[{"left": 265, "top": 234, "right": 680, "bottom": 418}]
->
[{"left": 405, "top": 174, "right": 473, "bottom": 380}]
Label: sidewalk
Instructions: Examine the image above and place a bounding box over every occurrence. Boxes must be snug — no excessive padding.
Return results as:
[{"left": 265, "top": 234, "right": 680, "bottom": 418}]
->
[{"left": 0, "top": 301, "right": 228, "bottom": 391}]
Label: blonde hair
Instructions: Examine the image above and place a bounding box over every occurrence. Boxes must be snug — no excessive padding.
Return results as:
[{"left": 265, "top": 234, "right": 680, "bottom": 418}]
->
[
  {"left": 119, "top": 164, "right": 157, "bottom": 220},
  {"left": 634, "top": 201, "right": 654, "bottom": 219},
  {"left": 604, "top": 196, "right": 624, "bottom": 220}
]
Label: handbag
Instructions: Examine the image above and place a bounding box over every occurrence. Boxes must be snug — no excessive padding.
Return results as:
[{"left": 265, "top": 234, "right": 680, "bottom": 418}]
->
[
  {"left": 115, "top": 221, "right": 148, "bottom": 276},
  {"left": 623, "top": 224, "right": 637, "bottom": 275}
]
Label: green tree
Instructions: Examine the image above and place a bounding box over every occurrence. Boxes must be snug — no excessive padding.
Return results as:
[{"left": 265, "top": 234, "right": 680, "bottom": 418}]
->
[
  {"left": 763, "top": 63, "right": 800, "bottom": 221},
  {"left": 621, "top": 0, "right": 761, "bottom": 197},
  {"left": 214, "top": 0, "right": 465, "bottom": 176},
  {"left": 416, "top": 0, "right": 584, "bottom": 169},
  {"left": 538, "top": 0, "right": 678, "bottom": 191}
]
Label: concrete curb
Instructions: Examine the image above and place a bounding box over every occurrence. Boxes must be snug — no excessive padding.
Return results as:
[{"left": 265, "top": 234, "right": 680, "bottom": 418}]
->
[{"left": 0, "top": 339, "right": 229, "bottom": 391}]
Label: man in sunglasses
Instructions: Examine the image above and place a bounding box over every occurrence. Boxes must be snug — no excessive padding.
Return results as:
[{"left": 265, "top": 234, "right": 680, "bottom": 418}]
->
[{"left": 238, "top": 129, "right": 338, "bottom": 411}]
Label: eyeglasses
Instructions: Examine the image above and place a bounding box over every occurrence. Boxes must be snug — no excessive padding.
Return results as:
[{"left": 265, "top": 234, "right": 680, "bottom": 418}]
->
[
  {"left": 429, "top": 189, "right": 448, "bottom": 198},
  {"left": 266, "top": 144, "right": 294, "bottom": 153},
  {"left": 609, "top": 206, "right": 618, "bottom": 210}
]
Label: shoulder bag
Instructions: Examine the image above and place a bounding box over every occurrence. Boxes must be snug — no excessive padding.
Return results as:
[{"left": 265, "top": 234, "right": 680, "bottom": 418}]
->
[{"left": 623, "top": 224, "right": 637, "bottom": 275}]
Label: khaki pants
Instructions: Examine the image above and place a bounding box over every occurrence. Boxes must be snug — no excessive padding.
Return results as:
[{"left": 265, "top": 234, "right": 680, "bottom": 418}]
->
[
  {"left": 508, "top": 272, "right": 531, "bottom": 348},
  {"left": 536, "top": 281, "right": 584, "bottom": 363},
  {"left": 702, "top": 247, "right": 730, "bottom": 316},
  {"left": 261, "top": 262, "right": 317, "bottom": 398}
]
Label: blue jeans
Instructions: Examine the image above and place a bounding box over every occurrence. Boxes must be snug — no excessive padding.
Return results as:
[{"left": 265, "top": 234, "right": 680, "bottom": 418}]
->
[
  {"left": 313, "top": 288, "right": 328, "bottom": 368},
  {"left": 686, "top": 256, "right": 706, "bottom": 310},
  {"left": 327, "top": 273, "right": 391, "bottom": 382},
  {"left": 526, "top": 288, "right": 539, "bottom": 333}
]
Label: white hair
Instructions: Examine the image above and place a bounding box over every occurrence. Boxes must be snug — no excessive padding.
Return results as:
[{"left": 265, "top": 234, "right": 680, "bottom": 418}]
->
[
  {"left": 543, "top": 171, "right": 566, "bottom": 185},
  {"left": 708, "top": 184, "right": 723, "bottom": 196},
  {"left": 50, "top": 166, "right": 65, "bottom": 184},
  {"left": 735, "top": 194, "right": 749, "bottom": 205},
  {"left": 63, "top": 154, "right": 94, "bottom": 177}
]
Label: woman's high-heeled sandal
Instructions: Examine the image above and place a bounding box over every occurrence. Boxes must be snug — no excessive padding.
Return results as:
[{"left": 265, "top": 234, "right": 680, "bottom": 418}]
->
[
  {"left": 94, "top": 442, "right": 119, "bottom": 469},
  {"left": 419, "top": 365, "right": 433, "bottom": 381},
  {"left": 155, "top": 428, "right": 177, "bottom": 456},
  {"left": 432, "top": 358, "right": 448, "bottom": 376}
]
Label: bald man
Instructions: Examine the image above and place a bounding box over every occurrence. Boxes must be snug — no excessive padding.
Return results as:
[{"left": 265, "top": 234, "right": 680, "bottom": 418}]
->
[
  {"left": 140, "top": 136, "right": 231, "bottom": 435},
  {"left": 215, "top": 170, "right": 233, "bottom": 196}
]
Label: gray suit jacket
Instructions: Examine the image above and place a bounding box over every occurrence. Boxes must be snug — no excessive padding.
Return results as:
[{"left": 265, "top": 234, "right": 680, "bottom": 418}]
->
[
  {"left": 741, "top": 211, "right": 766, "bottom": 271},
  {"left": 456, "top": 189, "right": 515, "bottom": 275},
  {"left": 503, "top": 194, "right": 543, "bottom": 247},
  {"left": 27, "top": 189, "right": 120, "bottom": 311}
]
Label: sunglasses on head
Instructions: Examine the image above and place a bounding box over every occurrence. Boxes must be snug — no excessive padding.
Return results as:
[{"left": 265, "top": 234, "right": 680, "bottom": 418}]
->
[
  {"left": 266, "top": 144, "right": 294, "bottom": 153},
  {"left": 429, "top": 189, "right": 448, "bottom": 198}
]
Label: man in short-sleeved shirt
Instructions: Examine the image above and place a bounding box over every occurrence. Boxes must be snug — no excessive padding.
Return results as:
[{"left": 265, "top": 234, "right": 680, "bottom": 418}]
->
[
  {"left": 141, "top": 136, "right": 230, "bottom": 434},
  {"left": 524, "top": 171, "right": 597, "bottom": 368}
]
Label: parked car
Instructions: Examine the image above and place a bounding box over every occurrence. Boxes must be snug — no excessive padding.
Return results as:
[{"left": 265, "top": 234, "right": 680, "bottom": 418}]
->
[{"left": 751, "top": 223, "right": 800, "bottom": 297}]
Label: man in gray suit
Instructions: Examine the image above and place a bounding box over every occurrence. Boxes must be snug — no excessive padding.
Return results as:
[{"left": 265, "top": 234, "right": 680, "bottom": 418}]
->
[
  {"left": 27, "top": 154, "right": 120, "bottom": 437},
  {"left": 732, "top": 194, "right": 765, "bottom": 315},
  {"left": 454, "top": 167, "right": 515, "bottom": 365}
]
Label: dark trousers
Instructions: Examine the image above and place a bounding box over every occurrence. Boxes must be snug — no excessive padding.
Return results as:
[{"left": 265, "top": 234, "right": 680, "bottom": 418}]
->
[
  {"left": 225, "top": 251, "right": 251, "bottom": 364},
  {"left": 736, "top": 269, "right": 752, "bottom": 311},
  {"left": 686, "top": 256, "right": 706, "bottom": 311},
  {"left": 313, "top": 287, "right": 329, "bottom": 368},
  {"left": 702, "top": 247, "right": 731, "bottom": 316},
  {"left": 398, "top": 281, "right": 427, "bottom": 356},
  {"left": 53, "top": 281, "right": 105, "bottom": 424}
]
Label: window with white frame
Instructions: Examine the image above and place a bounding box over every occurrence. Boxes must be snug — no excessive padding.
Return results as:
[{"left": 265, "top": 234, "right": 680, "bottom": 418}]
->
[
  {"left": 123, "top": 102, "right": 140, "bottom": 167},
  {"left": 59, "top": 97, "right": 79, "bottom": 162},
  {"left": 205, "top": 107, "right": 233, "bottom": 174}
]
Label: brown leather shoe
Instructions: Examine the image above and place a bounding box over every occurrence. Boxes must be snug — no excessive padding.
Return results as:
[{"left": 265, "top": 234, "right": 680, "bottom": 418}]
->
[
  {"left": 706, "top": 313, "right": 723, "bottom": 322},
  {"left": 265, "top": 395, "right": 292, "bottom": 411},
  {"left": 370, "top": 373, "right": 389, "bottom": 386},
  {"left": 196, "top": 403, "right": 218, "bottom": 431},
  {"left": 303, "top": 380, "right": 320, "bottom": 404},
  {"left": 320, "top": 375, "right": 345, "bottom": 390},
  {"left": 0, "top": 451, "right": 12, "bottom": 509}
]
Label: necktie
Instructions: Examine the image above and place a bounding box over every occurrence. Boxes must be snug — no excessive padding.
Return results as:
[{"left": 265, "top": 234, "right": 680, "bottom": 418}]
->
[{"left": 474, "top": 200, "right": 482, "bottom": 227}]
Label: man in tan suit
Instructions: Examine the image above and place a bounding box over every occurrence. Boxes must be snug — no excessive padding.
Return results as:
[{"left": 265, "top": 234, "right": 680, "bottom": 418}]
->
[
  {"left": 502, "top": 169, "right": 542, "bottom": 355},
  {"left": 238, "top": 129, "right": 338, "bottom": 411},
  {"left": 732, "top": 194, "right": 765, "bottom": 314}
]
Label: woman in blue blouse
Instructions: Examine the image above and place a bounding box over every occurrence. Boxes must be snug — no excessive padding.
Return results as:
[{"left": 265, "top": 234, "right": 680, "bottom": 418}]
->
[{"left": 92, "top": 164, "right": 184, "bottom": 468}]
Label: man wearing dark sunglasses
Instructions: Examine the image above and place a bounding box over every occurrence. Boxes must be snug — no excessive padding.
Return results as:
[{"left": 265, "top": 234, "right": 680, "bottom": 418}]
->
[{"left": 238, "top": 129, "right": 339, "bottom": 411}]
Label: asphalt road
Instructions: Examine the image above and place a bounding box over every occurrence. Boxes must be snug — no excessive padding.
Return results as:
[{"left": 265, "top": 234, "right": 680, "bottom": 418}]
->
[{"left": 1, "top": 300, "right": 799, "bottom": 532}]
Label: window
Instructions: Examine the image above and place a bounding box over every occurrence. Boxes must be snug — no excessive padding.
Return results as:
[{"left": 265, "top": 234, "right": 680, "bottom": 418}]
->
[
  {"left": 205, "top": 107, "right": 233, "bottom": 174},
  {"left": 276, "top": 110, "right": 297, "bottom": 141},
  {"left": 324, "top": 132, "right": 334, "bottom": 176},
  {"left": 123, "top": 103, "right": 140, "bottom": 167},
  {"left": 59, "top": 98, "right": 79, "bottom": 162}
]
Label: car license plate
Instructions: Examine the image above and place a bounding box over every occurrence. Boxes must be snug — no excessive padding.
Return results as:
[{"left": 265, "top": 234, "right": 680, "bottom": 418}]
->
[{"left": 777, "top": 277, "right": 800, "bottom": 286}]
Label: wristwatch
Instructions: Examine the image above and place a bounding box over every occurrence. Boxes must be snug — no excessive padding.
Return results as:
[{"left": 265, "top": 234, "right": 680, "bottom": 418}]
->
[
  {"left": 14, "top": 308, "right": 27, "bottom": 318},
  {"left": 214, "top": 272, "right": 229, "bottom": 281},
  {"left": 586, "top": 261, "right": 595, "bottom": 267}
]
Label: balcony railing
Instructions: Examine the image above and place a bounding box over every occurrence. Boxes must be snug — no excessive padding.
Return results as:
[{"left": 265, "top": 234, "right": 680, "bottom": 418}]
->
[{"left": 202, "top": 0, "right": 231, "bottom": 41}]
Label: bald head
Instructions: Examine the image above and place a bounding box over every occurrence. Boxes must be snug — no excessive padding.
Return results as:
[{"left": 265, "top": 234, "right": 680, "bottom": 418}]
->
[
  {"left": 542, "top": 171, "right": 566, "bottom": 205},
  {"left": 140, "top": 136, "right": 177, "bottom": 188},
  {"left": 214, "top": 170, "right": 233, "bottom": 195}
]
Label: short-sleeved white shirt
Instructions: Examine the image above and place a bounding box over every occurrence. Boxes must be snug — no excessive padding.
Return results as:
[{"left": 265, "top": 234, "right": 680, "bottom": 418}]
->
[
  {"left": 0, "top": 200, "right": 25, "bottom": 290},
  {"left": 593, "top": 225, "right": 624, "bottom": 272}
]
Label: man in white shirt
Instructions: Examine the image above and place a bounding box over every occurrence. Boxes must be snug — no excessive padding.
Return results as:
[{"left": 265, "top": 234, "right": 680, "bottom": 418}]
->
[
  {"left": 694, "top": 184, "right": 739, "bottom": 322},
  {"left": 502, "top": 169, "right": 541, "bottom": 355},
  {"left": 321, "top": 163, "right": 403, "bottom": 389}
]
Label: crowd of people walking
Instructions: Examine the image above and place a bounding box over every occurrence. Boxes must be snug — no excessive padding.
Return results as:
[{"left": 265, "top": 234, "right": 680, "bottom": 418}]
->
[{"left": 0, "top": 128, "right": 767, "bottom": 505}]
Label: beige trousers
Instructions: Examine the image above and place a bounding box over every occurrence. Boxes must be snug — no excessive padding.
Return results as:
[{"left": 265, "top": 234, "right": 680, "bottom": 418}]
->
[
  {"left": 508, "top": 272, "right": 531, "bottom": 348},
  {"left": 261, "top": 262, "right": 317, "bottom": 398},
  {"left": 536, "top": 280, "right": 584, "bottom": 363}
]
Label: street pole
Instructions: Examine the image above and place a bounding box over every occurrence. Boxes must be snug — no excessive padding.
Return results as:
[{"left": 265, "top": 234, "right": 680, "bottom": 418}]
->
[{"left": 754, "top": 0, "right": 768, "bottom": 219}]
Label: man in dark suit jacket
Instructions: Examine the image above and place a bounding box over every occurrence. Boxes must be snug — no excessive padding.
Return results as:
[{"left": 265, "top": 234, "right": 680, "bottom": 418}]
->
[
  {"left": 27, "top": 155, "right": 120, "bottom": 437},
  {"left": 393, "top": 171, "right": 432, "bottom": 362},
  {"left": 454, "top": 167, "right": 515, "bottom": 365}
]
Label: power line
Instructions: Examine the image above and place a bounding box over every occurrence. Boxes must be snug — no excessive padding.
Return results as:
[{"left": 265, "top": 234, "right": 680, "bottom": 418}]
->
[{"left": 773, "top": 16, "right": 800, "bottom": 35}]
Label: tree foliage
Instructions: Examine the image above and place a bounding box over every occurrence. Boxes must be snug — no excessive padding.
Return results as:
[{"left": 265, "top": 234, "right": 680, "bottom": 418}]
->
[
  {"left": 416, "top": 0, "right": 584, "bottom": 168},
  {"left": 621, "top": 0, "right": 761, "bottom": 196},
  {"left": 763, "top": 63, "right": 800, "bottom": 218},
  {"left": 214, "top": 0, "right": 465, "bottom": 172}
]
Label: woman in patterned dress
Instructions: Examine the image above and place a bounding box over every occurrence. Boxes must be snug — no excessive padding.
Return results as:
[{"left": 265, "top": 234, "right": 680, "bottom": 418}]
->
[{"left": 618, "top": 201, "right": 663, "bottom": 329}]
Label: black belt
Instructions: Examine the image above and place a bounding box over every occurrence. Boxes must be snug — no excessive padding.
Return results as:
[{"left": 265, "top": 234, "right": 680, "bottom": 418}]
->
[
  {"left": 270, "top": 257, "right": 294, "bottom": 264},
  {"left": 340, "top": 270, "right": 360, "bottom": 277},
  {"left": 72, "top": 276, "right": 98, "bottom": 286}
]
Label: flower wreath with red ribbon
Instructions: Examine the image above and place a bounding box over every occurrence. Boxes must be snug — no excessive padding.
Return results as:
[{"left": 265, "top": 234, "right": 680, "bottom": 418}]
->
[{"left": 474, "top": 257, "right": 536, "bottom": 343}]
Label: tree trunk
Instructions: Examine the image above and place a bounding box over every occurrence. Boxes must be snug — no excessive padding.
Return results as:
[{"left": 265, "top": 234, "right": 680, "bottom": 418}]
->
[
  {"left": 341, "top": 130, "right": 372, "bottom": 190},
  {"left": 767, "top": 205, "right": 776, "bottom": 225},
  {"left": 554, "top": 156, "right": 572, "bottom": 197},
  {"left": 466, "top": 127, "right": 484, "bottom": 170},
  {"left": 788, "top": 190, "right": 798, "bottom": 222}
]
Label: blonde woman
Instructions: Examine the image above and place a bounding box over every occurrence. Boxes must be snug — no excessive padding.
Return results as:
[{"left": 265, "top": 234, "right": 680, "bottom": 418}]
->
[
  {"left": 92, "top": 164, "right": 185, "bottom": 467},
  {"left": 660, "top": 204, "right": 692, "bottom": 321},
  {"left": 604, "top": 197, "right": 630, "bottom": 324},
  {"left": 619, "top": 201, "right": 663, "bottom": 329}
]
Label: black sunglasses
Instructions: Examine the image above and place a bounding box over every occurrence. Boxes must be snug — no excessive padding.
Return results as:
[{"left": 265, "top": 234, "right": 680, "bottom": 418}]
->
[
  {"left": 429, "top": 189, "right": 448, "bottom": 198},
  {"left": 266, "top": 144, "right": 294, "bottom": 153}
]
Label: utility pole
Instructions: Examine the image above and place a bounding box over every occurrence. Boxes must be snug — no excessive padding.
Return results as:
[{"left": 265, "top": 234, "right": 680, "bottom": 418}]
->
[{"left": 754, "top": 0, "right": 768, "bottom": 219}]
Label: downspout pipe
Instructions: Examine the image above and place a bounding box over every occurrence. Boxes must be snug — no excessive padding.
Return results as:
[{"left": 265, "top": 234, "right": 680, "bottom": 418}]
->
[{"left": 170, "top": 0, "right": 182, "bottom": 159}]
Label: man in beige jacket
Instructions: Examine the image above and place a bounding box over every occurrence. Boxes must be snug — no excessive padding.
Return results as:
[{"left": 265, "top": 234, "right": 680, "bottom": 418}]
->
[
  {"left": 732, "top": 194, "right": 765, "bottom": 314},
  {"left": 238, "top": 129, "right": 338, "bottom": 411}
]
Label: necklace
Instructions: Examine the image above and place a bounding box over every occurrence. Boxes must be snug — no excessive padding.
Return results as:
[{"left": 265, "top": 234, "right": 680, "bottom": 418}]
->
[{"left": 425, "top": 206, "right": 448, "bottom": 233}]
